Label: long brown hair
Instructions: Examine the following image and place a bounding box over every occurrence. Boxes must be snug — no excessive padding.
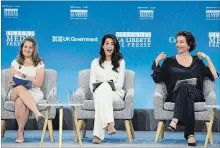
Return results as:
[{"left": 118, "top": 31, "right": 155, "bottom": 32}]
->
[
  {"left": 99, "top": 34, "right": 123, "bottom": 72},
  {"left": 17, "top": 37, "right": 43, "bottom": 67}
]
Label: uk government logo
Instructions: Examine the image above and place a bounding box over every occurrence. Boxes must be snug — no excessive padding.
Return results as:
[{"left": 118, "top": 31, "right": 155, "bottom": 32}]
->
[
  {"left": 206, "top": 7, "right": 220, "bottom": 20},
  {"left": 209, "top": 32, "right": 220, "bottom": 48},
  {"left": 138, "top": 7, "right": 155, "bottom": 20},
  {"left": 70, "top": 6, "right": 88, "bottom": 19},
  {"left": 6, "top": 31, "right": 35, "bottom": 46},
  {"left": 116, "top": 32, "right": 151, "bottom": 48},
  {"left": 52, "top": 36, "right": 98, "bottom": 43}
]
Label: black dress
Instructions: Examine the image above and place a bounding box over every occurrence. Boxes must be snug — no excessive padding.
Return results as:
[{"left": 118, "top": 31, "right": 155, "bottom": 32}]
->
[{"left": 151, "top": 55, "right": 217, "bottom": 139}]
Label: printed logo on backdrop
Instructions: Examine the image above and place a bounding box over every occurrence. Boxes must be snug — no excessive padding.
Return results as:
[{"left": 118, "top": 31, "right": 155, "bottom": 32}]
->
[
  {"left": 116, "top": 32, "right": 151, "bottom": 48},
  {"left": 169, "top": 37, "right": 176, "bottom": 43},
  {"left": 6, "top": 31, "right": 35, "bottom": 46},
  {"left": 52, "top": 36, "right": 98, "bottom": 43},
  {"left": 2, "top": 5, "right": 20, "bottom": 18},
  {"left": 206, "top": 7, "right": 220, "bottom": 20},
  {"left": 138, "top": 7, "right": 155, "bottom": 20},
  {"left": 209, "top": 32, "right": 220, "bottom": 48},
  {"left": 70, "top": 6, "right": 88, "bottom": 19}
]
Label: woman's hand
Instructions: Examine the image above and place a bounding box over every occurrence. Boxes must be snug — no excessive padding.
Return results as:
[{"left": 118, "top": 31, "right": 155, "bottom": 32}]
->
[
  {"left": 197, "top": 52, "right": 209, "bottom": 60},
  {"left": 155, "top": 52, "right": 166, "bottom": 66},
  {"left": 155, "top": 52, "right": 167, "bottom": 63},
  {"left": 9, "top": 80, "right": 15, "bottom": 87}
]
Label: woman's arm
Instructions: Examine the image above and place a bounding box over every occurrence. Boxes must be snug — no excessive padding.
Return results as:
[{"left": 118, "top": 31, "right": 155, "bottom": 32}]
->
[
  {"left": 9, "top": 65, "right": 16, "bottom": 86},
  {"left": 89, "top": 59, "right": 97, "bottom": 92},
  {"left": 205, "top": 56, "right": 219, "bottom": 79},
  {"left": 151, "top": 52, "right": 167, "bottom": 83},
  {"left": 27, "top": 67, "right": 45, "bottom": 87},
  {"left": 114, "top": 59, "right": 125, "bottom": 90},
  {"left": 197, "top": 52, "right": 219, "bottom": 79}
]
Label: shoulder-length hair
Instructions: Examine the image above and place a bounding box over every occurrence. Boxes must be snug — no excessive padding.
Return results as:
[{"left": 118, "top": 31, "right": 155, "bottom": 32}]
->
[{"left": 17, "top": 37, "right": 43, "bottom": 67}]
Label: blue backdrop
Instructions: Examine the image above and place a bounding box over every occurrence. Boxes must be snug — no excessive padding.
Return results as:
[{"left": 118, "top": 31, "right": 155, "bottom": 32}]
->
[{"left": 1, "top": 1, "right": 220, "bottom": 108}]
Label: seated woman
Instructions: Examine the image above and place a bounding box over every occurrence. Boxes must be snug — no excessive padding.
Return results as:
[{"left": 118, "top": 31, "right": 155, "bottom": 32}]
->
[
  {"left": 8, "top": 37, "right": 45, "bottom": 143},
  {"left": 89, "top": 34, "right": 125, "bottom": 144},
  {"left": 151, "top": 31, "right": 218, "bottom": 146}
]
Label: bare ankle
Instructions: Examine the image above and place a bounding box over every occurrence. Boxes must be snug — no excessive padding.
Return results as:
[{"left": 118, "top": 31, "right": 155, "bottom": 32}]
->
[
  {"left": 18, "top": 129, "right": 24, "bottom": 132},
  {"left": 172, "top": 118, "right": 178, "bottom": 124},
  {"left": 108, "top": 122, "right": 115, "bottom": 127}
]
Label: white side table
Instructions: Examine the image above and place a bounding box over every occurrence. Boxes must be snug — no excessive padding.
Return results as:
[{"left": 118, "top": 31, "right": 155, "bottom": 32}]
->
[
  {"left": 204, "top": 105, "right": 220, "bottom": 148},
  {"left": 38, "top": 103, "right": 83, "bottom": 148}
]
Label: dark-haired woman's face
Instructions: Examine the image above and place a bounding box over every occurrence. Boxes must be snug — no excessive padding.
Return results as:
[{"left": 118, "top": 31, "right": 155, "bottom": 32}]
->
[
  {"left": 103, "top": 38, "right": 115, "bottom": 58},
  {"left": 176, "top": 36, "right": 189, "bottom": 53},
  {"left": 22, "top": 41, "right": 34, "bottom": 58}
]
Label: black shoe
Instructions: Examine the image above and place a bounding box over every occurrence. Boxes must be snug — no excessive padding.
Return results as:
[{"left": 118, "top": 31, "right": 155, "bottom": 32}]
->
[
  {"left": 188, "top": 135, "right": 197, "bottom": 147},
  {"left": 188, "top": 142, "right": 197, "bottom": 146},
  {"left": 167, "top": 119, "right": 177, "bottom": 132},
  {"left": 167, "top": 125, "right": 176, "bottom": 132}
]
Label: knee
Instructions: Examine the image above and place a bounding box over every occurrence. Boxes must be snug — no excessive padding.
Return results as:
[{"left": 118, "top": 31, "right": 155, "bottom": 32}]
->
[
  {"left": 14, "top": 85, "right": 27, "bottom": 95},
  {"left": 179, "top": 82, "right": 188, "bottom": 90},
  {"left": 15, "top": 98, "right": 25, "bottom": 109}
]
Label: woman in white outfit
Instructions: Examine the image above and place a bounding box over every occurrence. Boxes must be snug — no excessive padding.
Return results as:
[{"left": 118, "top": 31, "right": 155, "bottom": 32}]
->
[
  {"left": 89, "top": 34, "right": 125, "bottom": 144},
  {"left": 8, "top": 37, "right": 45, "bottom": 143}
]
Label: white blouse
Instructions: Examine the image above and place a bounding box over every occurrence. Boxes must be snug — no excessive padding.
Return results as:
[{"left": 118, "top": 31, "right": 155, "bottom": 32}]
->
[
  {"left": 89, "top": 58, "right": 125, "bottom": 98},
  {"left": 8, "top": 60, "right": 45, "bottom": 102},
  {"left": 11, "top": 59, "right": 45, "bottom": 80}
]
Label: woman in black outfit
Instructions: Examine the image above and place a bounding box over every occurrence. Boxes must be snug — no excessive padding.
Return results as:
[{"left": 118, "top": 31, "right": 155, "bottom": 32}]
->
[{"left": 151, "top": 31, "right": 218, "bottom": 146}]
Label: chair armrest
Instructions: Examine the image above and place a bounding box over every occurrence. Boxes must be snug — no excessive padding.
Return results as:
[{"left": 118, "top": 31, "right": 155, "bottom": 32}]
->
[
  {"left": 204, "top": 90, "right": 216, "bottom": 105},
  {"left": 73, "top": 87, "right": 86, "bottom": 104},
  {"left": 153, "top": 82, "right": 167, "bottom": 112},
  {"left": 124, "top": 88, "right": 134, "bottom": 106},
  {"left": 123, "top": 88, "right": 134, "bottom": 118},
  {"left": 124, "top": 88, "right": 134, "bottom": 101},
  {"left": 203, "top": 78, "right": 216, "bottom": 105},
  {"left": 46, "top": 87, "right": 57, "bottom": 103},
  {"left": 1, "top": 88, "right": 8, "bottom": 112}
]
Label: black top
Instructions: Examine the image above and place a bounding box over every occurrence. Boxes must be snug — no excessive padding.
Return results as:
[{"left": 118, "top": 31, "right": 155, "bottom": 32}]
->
[{"left": 151, "top": 55, "right": 218, "bottom": 102}]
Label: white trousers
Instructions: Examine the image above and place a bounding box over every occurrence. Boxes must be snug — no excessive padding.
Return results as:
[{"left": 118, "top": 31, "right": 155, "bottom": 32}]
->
[{"left": 93, "top": 82, "right": 122, "bottom": 140}]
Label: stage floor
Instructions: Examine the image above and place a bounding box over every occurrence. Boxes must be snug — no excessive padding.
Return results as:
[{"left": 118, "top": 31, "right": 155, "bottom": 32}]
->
[{"left": 1, "top": 130, "right": 220, "bottom": 147}]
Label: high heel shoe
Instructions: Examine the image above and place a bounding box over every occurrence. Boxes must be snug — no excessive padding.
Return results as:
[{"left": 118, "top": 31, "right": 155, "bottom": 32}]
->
[
  {"left": 108, "top": 125, "right": 116, "bottom": 135},
  {"left": 92, "top": 136, "right": 102, "bottom": 144},
  {"left": 187, "top": 135, "right": 197, "bottom": 147},
  {"left": 37, "top": 116, "right": 45, "bottom": 123},
  {"left": 15, "top": 131, "right": 24, "bottom": 143},
  {"left": 37, "top": 116, "right": 45, "bottom": 129},
  {"left": 15, "top": 139, "right": 24, "bottom": 143},
  {"left": 167, "top": 120, "right": 177, "bottom": 132}
]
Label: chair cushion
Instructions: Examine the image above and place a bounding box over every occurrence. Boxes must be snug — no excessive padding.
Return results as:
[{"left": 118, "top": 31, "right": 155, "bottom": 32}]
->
[
  {"left": 4, "top": 100, "right": 48, "bottom": 112},
  {"left": 164, "top": 102, "right": 207, "bottom": 112},
  {"left": 87, "top": 91, "right": 94, "bottom": 100},
  {"left": 82, "top": 100, "right": 125, "bottom": 111}
]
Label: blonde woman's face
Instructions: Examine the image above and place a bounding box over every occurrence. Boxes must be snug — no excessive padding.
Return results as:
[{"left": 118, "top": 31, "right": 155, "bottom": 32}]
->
[{"left": 22, "top": 41, "right": 34, "bottom": 58}]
